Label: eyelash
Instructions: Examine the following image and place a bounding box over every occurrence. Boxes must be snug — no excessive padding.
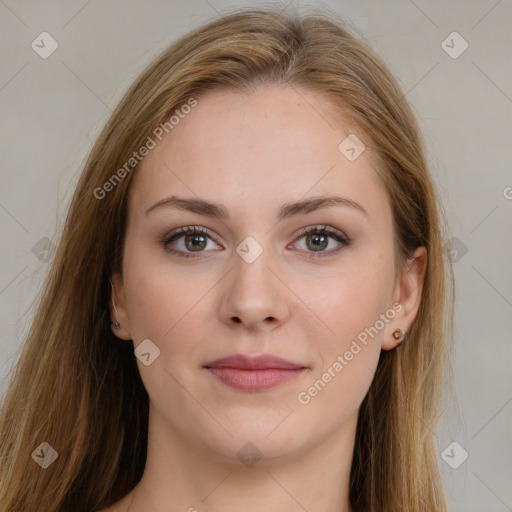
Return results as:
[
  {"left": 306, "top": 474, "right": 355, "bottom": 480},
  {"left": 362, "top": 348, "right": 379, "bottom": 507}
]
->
[{"left": 161, "top": 225, "right": 351, "bottom": 259}]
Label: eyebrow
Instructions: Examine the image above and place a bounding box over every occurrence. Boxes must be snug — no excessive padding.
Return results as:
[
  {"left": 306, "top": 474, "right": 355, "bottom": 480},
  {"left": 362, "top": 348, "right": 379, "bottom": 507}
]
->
[{"left": 145, "top": 194, "right": 368, "bottom": 220}]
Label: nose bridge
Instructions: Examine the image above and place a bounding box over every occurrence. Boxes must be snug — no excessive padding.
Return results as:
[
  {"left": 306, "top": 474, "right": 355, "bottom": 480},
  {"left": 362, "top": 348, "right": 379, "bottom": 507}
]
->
[
  {"left": 220, "top": 235, "right": 288, "bottom": 328},
  {"left": 232, "top": 238, "right": 276, "bottom": 303}
]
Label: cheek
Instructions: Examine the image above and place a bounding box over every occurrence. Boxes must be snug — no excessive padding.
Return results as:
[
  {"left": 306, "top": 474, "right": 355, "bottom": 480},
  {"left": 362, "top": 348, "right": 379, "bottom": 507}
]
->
[
  {"left": 295, "top": 270, "right": 389, "bottom": 418},
  {"left": 298, "top": 253, "right": 395, "bottom": 346},
  {"left": 122, "top": 246, "right": 214, "bottom": 353},
  {"left": 293, "top": 249, "right": 395, "bottom": 409}
]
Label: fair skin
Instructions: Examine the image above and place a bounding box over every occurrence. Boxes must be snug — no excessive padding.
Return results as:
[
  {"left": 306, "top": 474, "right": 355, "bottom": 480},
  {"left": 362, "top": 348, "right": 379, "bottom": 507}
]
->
[{"left": 101, "top": 85, "right": 426, "bottom": 512}]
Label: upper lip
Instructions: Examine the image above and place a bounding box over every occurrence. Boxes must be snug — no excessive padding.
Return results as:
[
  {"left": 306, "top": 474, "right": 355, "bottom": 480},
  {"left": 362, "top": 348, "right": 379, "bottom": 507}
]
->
[{"left": 204, "top": 353, "right": 306, "bottom": 370}]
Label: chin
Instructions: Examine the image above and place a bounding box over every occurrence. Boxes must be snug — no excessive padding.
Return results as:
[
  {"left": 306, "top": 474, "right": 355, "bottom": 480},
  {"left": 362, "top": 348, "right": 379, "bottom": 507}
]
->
[{"left": 194, "top": 414, "right": 314, "bottom": 465}]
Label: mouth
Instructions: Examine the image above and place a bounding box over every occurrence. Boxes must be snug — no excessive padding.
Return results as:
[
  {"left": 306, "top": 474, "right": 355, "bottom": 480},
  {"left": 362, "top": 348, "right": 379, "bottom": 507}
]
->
[{"left": 203, "top": 353, "right": 308, "bottom": 391}]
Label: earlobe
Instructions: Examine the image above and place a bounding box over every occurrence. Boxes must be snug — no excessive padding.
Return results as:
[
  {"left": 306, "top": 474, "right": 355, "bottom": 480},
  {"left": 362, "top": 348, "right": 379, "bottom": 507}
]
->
[
  {"left": 382, "top": 247, "right": 427, "bottom": 351},
  {"left": 109, "top": 272, "right": 132, "bottom": 341}
]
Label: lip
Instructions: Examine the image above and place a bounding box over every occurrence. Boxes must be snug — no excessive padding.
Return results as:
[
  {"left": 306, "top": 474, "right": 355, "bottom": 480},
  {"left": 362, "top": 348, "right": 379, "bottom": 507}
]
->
[{"left": 204, "top": 354, "right": 308, "bottom": 391}]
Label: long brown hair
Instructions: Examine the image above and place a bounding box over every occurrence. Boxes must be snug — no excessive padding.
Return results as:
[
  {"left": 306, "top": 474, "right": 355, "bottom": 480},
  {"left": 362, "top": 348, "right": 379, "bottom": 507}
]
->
[{"left": 0, "top": 7, "right": 454, "bottom": 511}]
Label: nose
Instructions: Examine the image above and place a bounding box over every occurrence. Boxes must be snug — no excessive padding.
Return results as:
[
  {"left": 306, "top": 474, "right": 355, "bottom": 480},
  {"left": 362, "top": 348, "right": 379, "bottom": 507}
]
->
[{"left": 218, "top": 249, "right": 290, "bottom": 331}]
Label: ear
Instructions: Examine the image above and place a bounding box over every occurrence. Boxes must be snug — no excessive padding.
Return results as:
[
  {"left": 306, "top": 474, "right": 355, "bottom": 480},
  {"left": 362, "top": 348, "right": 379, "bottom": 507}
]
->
[
  {"left": 382, "top": 246, "right": 427, "bottom": 350},
  {"left": 109, "top": 271, "right": 132, "bottom": 340}
]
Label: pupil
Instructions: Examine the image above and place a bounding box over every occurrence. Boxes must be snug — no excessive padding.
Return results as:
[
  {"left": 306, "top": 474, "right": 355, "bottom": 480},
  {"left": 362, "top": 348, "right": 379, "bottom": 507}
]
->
[
  {"left": 309, "top": 233, "right": 327, "bottom": 251},
  {"left": 187, "top": 235, "right": 206, "bottom": 250}
]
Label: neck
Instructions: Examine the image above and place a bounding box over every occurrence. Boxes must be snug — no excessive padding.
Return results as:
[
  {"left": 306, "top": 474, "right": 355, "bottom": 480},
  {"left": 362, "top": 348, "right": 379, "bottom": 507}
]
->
[{"left": 126, "top": 407, "right": 357, "bottom": 512}]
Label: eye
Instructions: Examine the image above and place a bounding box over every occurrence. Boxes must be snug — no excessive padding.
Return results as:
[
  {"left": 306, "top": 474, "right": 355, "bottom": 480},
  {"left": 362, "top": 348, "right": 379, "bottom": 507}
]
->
[
  {"left": 161, "top": 224, "right": 351, "bottom": 259},
  {"left": 291, "top": 225, "right": 351, "bottom": 258},
  {"left": 161, "top": 226, "right": 221, "bottom": 258}
]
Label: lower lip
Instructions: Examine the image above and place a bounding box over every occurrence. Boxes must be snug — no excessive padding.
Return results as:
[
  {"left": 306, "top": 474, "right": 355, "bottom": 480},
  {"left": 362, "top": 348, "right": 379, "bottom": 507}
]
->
[{"left": 206, "top": 367, "right": 306, "bottom": 391}]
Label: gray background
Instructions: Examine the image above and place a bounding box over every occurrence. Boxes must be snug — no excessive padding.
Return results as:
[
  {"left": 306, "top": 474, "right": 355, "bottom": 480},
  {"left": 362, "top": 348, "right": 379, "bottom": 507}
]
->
[{"left": 1, "top": 1, "right": 511, "bottom": 510}]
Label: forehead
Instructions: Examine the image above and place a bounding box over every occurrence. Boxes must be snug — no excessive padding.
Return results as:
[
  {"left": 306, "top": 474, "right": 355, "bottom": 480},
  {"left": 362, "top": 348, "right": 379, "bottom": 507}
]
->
[{"left": 128, "top": 85, "right": 389, "bottom": 223}]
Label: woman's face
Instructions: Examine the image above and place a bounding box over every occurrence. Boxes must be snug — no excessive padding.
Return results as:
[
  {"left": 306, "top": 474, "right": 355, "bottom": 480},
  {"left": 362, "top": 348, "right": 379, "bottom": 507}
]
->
[{"left": 111, "top": 85, "right": 424, "bottom": 463}]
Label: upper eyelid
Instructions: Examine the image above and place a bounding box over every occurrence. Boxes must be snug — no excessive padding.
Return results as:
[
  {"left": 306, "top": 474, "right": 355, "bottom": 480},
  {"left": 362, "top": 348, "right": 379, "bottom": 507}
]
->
[
  {"left": 294, "top": 225, "right": 348, "bottom": 240},
  {"left": 163, "top": 226, "right": 222, "bottom": 247}
]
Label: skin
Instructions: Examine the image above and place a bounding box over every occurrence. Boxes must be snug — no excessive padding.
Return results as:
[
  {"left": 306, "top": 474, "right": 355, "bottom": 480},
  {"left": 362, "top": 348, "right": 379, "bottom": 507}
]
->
[{"left": 101, "top": 85, "right": 426, "bottom": 512}]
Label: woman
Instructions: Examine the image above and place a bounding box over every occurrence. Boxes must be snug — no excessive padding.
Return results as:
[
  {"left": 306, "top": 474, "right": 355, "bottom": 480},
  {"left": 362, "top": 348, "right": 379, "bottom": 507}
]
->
[{"left": 0, "top": 7, "right": 454, "bottom": 512}]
